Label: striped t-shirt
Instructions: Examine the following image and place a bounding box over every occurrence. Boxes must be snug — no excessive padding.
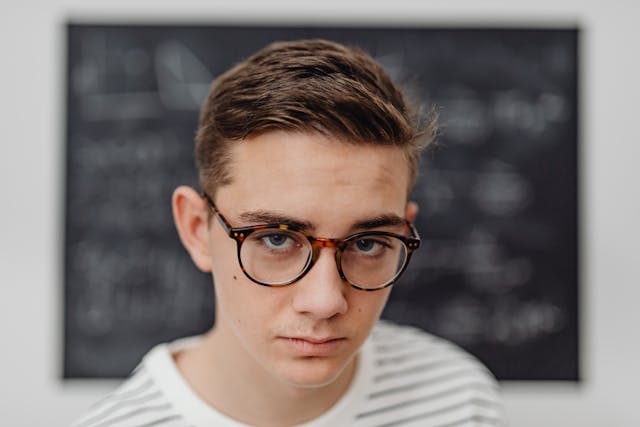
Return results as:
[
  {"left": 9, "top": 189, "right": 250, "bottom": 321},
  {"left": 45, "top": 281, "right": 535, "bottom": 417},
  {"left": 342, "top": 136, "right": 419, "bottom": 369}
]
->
[{"left": 72, "top": 321, "right": 506, "bottom": 427}]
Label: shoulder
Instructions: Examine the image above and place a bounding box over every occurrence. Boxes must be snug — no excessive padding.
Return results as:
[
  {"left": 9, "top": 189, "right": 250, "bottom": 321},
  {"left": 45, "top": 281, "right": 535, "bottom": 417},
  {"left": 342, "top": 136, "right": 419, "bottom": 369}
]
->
[
  {"left": 357, "top": 320, "right": 507, "bottom": 426},
  {"left": 71, "top": 364, "right": 187, "bottom": 427}
]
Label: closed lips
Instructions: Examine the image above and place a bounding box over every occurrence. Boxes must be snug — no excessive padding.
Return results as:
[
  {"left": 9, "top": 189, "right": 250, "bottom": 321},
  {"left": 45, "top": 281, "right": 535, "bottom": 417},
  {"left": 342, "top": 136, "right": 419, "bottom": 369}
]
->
[{"left": 281, "top": 336, "right": 346, "bottom": 356}]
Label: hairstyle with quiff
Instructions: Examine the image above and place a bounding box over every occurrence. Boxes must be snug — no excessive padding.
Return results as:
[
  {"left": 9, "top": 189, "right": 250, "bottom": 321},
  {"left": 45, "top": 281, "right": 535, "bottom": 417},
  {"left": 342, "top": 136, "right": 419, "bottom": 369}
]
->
[{"left": 195, "top": 39, "right": 437, "bottom": 196}]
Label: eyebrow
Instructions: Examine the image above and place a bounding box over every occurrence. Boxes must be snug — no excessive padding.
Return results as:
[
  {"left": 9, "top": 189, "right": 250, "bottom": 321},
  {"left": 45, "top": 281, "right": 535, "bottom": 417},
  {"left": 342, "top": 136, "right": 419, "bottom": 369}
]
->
[
  {"left": 350, "top": 214, "right": 406, "bottom": 232},
  {"left": 238, "top": 211, "right": 315, "bottom": 230},
  {"left": 237, "top": 211, "right": 406, "bottom": 233}
]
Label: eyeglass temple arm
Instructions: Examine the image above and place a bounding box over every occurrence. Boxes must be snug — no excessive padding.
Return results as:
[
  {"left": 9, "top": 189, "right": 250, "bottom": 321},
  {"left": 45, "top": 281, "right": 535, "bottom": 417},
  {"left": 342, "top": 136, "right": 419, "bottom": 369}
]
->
[
  {"left": 407, "top": 221, "right": 421, "bottom": 246},
  {"left": 201, "top": 192, "right": 233, "bottom": 235}
]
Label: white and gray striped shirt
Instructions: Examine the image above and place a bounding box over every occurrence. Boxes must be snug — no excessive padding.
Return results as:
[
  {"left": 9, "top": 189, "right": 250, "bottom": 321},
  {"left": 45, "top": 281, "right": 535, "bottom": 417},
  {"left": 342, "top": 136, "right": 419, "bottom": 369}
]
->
[{"left": 72, "top": 321, "right": 506, "bottom": 427}]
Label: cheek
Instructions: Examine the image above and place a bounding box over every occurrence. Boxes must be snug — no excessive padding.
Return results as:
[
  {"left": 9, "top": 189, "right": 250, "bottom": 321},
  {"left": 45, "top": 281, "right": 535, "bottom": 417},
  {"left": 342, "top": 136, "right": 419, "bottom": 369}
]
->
[
  {"left": 347, "top": 287, "right": 392, "bottom": 324},
  {"left": 215, "top": 273, "right": 256, "bottom": 322},
  {"left": 213, "top": 265, "right": 287, "bottom": 335}
]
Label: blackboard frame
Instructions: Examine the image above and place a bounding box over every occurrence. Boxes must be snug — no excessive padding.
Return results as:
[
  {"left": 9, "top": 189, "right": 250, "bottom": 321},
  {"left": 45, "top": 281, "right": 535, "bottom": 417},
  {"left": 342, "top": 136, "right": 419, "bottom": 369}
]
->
[{"left": 63, "top": 23, "right": 579, "bottom": 381}]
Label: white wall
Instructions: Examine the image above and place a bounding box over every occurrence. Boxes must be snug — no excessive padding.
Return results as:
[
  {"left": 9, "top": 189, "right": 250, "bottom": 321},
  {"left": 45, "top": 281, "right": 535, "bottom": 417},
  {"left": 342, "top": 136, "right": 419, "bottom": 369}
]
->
[{"left": 1, "top": 1, "right": 639, "bottom": 425}]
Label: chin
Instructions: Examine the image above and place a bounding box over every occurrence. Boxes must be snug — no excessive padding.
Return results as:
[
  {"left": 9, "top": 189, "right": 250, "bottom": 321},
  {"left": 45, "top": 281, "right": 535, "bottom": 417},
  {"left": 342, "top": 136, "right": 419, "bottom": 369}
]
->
[{"left": 276, "top": 355, "right": 355, "bottom": 389}]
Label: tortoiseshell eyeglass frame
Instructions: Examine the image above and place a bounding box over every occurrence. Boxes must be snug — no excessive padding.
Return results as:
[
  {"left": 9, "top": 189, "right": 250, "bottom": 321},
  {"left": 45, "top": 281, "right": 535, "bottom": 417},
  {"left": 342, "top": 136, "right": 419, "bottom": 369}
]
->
[{"left": 201, "top": 192, "right": 421, "bottom": 291}]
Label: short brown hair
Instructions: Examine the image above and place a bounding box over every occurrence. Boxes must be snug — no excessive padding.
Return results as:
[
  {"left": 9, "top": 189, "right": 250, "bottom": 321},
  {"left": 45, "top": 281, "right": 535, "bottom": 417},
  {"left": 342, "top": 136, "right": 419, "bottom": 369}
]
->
[{"left": 195, "top": 39, "right": 436, "bottom": 195}]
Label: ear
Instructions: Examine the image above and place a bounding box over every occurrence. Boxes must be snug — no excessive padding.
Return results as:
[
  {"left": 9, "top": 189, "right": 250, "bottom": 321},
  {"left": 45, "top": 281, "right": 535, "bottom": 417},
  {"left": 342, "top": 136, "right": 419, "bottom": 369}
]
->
[
  {"left": 405, "top": 201, "right": 419, "bottom": 222},
  {"left": 172, "top": 185, "right": 213, "bottom": 272}
]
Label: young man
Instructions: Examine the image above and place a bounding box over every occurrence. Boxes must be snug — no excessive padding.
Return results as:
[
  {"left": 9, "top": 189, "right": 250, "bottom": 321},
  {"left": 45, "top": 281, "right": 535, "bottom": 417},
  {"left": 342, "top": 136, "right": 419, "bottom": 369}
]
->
[{"left": 74, "top": 39, "right": 505, "bottom": 427}]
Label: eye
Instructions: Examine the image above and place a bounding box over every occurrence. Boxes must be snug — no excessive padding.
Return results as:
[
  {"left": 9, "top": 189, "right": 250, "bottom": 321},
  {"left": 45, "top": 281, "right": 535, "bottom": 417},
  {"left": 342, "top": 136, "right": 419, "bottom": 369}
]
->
[
  {"left": 250, "top": 230, "right": 307, "bottom": 255},
  {"left": 261, "top": 233, "right": 293, "bottom": 249},
  {"left": 351, "top": 237, "right": 391, "bottom": 256},
  {"left": 356, "top": 238, "right": 377, "bottom": 252}
]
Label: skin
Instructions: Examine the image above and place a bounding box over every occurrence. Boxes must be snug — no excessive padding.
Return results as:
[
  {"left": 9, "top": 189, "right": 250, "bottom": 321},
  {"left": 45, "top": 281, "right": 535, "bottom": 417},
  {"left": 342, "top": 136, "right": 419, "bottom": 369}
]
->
[{"left": 172, "top": 131, "right": 417, "bottom": 426}]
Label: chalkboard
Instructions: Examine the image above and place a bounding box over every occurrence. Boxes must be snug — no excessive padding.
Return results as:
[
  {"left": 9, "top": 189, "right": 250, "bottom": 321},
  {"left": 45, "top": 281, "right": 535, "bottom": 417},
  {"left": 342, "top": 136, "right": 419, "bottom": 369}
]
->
[{"left": 64, "top": 24, "right": 579, "bottom": 381}]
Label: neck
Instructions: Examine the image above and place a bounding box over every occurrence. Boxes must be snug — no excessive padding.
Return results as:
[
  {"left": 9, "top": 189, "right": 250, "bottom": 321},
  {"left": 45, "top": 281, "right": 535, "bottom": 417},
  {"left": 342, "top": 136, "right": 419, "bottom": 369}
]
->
[{"left": 175, "top": 322, "right": 358, "bottom": 427}]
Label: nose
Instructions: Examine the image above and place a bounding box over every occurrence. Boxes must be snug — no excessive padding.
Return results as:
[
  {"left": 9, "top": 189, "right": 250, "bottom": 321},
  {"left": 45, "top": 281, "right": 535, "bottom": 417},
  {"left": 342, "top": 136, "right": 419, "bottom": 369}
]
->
[{"left": 291, "top": 247, "right": 348, "bottom": 320}]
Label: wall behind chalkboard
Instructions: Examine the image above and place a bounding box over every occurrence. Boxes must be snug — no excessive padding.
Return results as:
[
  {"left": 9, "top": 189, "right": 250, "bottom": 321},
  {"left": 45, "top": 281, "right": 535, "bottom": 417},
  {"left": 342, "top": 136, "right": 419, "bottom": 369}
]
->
[{"left": 64, "top": 24, "right": 579, "bottom": 381}]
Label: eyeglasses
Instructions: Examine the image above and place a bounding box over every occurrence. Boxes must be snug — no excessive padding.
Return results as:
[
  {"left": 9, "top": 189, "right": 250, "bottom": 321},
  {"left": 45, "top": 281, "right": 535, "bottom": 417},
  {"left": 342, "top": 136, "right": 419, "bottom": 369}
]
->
[{"left": 202, "top": 193, "right": 421, "bottom": 291}]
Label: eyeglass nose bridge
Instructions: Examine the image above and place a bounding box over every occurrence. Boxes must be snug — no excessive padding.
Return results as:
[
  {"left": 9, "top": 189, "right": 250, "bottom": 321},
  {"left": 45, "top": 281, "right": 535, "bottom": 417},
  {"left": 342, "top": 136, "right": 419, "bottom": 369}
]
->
[{"left": 307, "top": 237, "right": 348, "bottom": 281}]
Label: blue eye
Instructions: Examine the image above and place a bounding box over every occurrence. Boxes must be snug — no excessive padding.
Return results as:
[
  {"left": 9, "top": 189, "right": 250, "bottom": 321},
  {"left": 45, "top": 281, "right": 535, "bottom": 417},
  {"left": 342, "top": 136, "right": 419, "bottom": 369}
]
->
[
  {"left": 356, "top": 239, "right": 377, "bottom": 252},
  {"left": 264, "top": 234, "right": 289, "bottom": 247},
  {"left": 253, "top": 231, "right": 304, "bottom": 253},
  {"left": 349, "top": 236, "right": 394, "bottom": 257}
]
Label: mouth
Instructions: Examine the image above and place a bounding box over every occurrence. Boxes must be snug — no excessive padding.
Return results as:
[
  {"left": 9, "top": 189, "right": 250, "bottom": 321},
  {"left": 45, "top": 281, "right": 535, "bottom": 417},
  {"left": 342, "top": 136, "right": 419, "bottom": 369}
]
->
[{"left": 279, "top": 336, "right": 347, "bottom": 357}]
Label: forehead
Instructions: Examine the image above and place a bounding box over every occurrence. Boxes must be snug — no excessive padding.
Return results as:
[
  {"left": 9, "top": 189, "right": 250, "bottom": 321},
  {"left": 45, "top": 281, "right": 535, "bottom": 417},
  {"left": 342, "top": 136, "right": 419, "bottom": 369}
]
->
[{"left": 215, "top": 131, "right": 411, "bottom": 228}]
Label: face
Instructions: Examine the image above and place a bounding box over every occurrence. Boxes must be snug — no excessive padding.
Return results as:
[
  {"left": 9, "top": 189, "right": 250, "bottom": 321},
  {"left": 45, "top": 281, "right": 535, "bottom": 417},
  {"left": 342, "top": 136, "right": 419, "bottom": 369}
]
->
[{"left": 206, "top": 131, "right": 412, "bottom": 389}]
